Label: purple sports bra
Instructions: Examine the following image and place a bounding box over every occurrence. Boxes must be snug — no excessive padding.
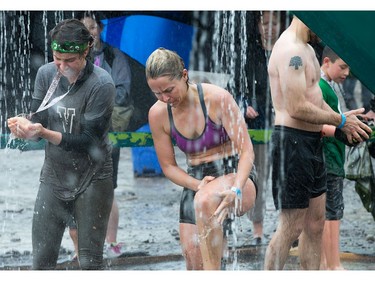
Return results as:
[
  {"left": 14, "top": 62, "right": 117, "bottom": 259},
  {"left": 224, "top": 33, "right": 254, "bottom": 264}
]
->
[{"left": 168, "top": 84, "right": 230, "bottom": 154}]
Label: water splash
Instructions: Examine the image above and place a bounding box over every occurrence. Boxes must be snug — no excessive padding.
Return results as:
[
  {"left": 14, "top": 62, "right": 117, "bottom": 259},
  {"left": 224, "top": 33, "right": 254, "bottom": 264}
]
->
[
  {"left": 0, "top": 11, "right": 32, "bottom": 148},
  {"left": 0, "top": 11, "right": 77, "bottom": 149},
  {"left": 200, "top": 11, "right": 288, "bottom": 270},
  {"left": 0, "top": 11, "right": 76, "bottom": 259}
]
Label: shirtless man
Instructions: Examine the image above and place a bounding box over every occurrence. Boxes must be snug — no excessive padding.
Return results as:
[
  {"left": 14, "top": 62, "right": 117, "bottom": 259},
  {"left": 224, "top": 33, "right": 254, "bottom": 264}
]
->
[{"left": 264, "top": 15, "right": 372, "bottom": 270}]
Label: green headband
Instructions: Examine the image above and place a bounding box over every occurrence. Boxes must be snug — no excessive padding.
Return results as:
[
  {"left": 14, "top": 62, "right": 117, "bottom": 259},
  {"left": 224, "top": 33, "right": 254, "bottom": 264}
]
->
[{"left": 51, "top": 40, "right": 88, "bottom": 53}]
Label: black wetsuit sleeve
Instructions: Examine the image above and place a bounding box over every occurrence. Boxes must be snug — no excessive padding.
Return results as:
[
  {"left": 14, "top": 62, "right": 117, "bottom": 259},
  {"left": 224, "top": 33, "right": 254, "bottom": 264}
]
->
[
  {"left": 30, "top": 96, "right": 109, "bottom": 151},
  {"left": 30, "top": 98, "right": 102, "bottom": 150},
  {"left": 30, "top": 99, "right": 48, "bottom": 128},
  {"left": 28, "top": 99, "right": 48, "bottom": 143},
  {"left": 29, "top": 99, "right": 110, "bottom": 152},
  {"left": 58, "top": 116, "right": 108, "bottom": 152},
  {"left": 58, "top": 82, "right": 115, "bottom": 152}
]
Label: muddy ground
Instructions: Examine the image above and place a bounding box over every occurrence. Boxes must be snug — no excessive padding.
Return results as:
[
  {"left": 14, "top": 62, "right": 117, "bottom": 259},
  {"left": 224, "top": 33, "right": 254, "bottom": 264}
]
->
[{"left": 0, "top": 147, "right": 374, "bottom": 270}]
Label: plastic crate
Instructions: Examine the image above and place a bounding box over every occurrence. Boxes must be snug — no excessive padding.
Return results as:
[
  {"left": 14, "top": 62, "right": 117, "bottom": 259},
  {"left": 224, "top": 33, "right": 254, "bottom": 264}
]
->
[{"left": 131, "top": 124, "right": 163, "bottom": 177}]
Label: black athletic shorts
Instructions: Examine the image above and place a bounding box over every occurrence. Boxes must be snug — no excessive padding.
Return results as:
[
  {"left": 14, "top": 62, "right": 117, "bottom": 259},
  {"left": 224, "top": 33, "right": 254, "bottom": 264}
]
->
[
  {"left": 179, "top": 155, "right": 257, "bottom": 224},
  {"left": 325, "top": 174, "right": 344, "bottom": 220},
  {"left": 271, "top": 125, "right": 327, "bottom": 210}
]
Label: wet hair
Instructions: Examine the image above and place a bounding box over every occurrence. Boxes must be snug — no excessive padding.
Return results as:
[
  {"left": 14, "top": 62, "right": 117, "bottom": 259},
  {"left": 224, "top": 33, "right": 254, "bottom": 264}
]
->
[
  {"left": 145, "top": 47, "right": 185, "bottom": 81},
  {"left": 322, "top": 45, "right": 339, "bottom": 64},
  {"left": 49, "top": 18, "right": 94, "bottom": 54}
]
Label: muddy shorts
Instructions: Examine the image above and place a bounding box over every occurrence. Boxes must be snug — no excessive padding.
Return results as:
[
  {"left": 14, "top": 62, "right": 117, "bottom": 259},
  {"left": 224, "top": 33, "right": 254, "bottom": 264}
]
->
[
  {"left": 325, "top": 174, "right": 344, "bottom": 220},
  {"left": 180, "top": 155, "right": 257, "bottom": 224},
  {"left": 271, "top": 126, "right": 327, "bottom": 210}
]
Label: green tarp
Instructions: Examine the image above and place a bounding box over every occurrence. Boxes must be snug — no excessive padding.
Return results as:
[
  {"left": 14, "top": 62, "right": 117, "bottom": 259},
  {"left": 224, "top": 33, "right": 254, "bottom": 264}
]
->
[
  {"left": 294, "top": 11, "right": 375, "bottom": 95},
  {"left": 1, "top": 129, "right": 274, "bottom": 150},
  {"left": 2, "top": 128, "right": 375, "bottom": 150}
]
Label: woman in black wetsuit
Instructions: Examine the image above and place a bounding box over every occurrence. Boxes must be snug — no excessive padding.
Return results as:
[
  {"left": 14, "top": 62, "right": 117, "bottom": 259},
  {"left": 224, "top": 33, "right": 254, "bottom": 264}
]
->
[{"left": 8, "top": 19, "right": 115, "bottom": 269}]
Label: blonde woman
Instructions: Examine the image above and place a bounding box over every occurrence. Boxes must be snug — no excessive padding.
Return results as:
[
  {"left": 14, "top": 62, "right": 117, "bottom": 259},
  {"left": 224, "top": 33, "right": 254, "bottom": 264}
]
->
[{"left": 146, "top": 47, "right": 257, "bottom": 270}]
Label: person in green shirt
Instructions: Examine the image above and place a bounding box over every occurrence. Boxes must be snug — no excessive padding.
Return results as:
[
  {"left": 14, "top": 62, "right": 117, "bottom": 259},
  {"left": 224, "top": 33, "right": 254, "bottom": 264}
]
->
[{"left": 319, "top": 45, "right": 350, "bottom": 270}]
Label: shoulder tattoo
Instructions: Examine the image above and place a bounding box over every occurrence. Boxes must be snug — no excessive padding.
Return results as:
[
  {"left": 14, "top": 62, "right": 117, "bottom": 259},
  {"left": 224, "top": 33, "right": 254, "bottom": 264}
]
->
[{"left": 289, "top": 56, "right": 303, "bottom": 70}]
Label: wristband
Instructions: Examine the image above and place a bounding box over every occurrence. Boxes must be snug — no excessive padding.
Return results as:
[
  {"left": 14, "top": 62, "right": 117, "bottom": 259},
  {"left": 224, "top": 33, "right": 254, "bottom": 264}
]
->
[
  {"left": 231, "top": 186, "right": 242, "bottom": 197},
  {"left": 337, "top": 113, "right": 346, "bottom": 129}
]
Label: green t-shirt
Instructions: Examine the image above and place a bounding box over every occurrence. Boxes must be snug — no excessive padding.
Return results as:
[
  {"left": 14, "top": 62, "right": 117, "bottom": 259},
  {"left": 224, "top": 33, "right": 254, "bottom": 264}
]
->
[{"left": 319, "top": 78, "right": 346, "bottom": 177}]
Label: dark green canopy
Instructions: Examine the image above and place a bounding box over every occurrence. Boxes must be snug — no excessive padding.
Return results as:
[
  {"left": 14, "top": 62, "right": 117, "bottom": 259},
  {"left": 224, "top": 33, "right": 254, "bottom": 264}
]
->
[{"left": 294, "top": 11, "right": 375, "bottom": 95}]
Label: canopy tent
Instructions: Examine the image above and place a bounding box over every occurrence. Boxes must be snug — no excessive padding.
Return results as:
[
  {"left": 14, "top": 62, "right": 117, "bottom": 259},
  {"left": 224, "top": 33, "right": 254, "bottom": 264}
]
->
[{"left": 294, "top": 11, "right": 375, "bottom": 95}]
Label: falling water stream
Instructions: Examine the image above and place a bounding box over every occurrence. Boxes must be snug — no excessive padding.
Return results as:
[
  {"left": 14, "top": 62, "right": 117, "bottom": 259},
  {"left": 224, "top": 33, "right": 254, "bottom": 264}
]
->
[
  {"left": 0, "top": 9, "right": 307, "bottom": 270},
  {"left": 0, "top": 10, "right": 374, "bottom": 270},
  {"left": 207, "top": 11, "right": 272, "bottom": 270}
]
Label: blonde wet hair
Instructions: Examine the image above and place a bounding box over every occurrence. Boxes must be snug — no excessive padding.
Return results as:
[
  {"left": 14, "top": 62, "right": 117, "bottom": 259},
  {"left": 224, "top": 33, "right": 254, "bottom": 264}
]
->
[{"left": 145, "top": 47, "right": 186, "bottom": 81}]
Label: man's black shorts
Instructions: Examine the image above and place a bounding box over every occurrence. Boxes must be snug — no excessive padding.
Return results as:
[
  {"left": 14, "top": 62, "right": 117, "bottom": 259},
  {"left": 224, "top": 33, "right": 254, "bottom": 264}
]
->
[{"left": 271, "top": 125, "right": 327, "bottom": 210}]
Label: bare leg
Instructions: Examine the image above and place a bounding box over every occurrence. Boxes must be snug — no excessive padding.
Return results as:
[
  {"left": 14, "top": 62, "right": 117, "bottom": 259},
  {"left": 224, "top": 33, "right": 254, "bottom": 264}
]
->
[
  {"left": 320, "top": 220, "right": 344, "bottom": 270},
  {"left": 179, "top": 223, "right": 203, "bottom": 270},
  {"left": 247, "top": 143, "right": 269, "bottom": 240},
  {"left": 194, "top": 175, "right": 256, "bottom": 270},
  {"left": 264, "top": 208, "right": 306, "bottom": 270},
  {"left": 195, "top": 203, "right": 224, "bottom": 270},
  {"left": 106, "top": 199, "right": 119, "bottom": 244},
  {"left": 320, "top": 224, "right": 328, "bottom": 270},
  {"left": 69, "top": 228, "right": 79, "bottom": 258},
  {"left": 299, "top": 194, "right": 326, "bottom": 269},
  {"left": 252, "top": 221, "right": 263, "bottom": 238}
]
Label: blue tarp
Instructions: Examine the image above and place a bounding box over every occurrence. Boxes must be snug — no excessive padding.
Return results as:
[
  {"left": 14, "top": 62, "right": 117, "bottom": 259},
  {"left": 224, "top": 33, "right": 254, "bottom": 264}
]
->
[{"left": 100, "top": 14, "right": 195, "bottom": 67}]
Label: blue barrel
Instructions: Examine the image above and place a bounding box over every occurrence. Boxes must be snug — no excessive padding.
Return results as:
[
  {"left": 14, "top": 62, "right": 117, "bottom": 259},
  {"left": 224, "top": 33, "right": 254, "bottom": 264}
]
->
[{"left": 131, "top": 124, "right": 164, "bottom": 177}]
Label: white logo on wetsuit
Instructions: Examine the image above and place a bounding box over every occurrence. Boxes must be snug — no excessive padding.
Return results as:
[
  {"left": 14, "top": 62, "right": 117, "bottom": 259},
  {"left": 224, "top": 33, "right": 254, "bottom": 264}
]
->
[{"left": 57, "top": 106, "right": 76, "bottom": 134}]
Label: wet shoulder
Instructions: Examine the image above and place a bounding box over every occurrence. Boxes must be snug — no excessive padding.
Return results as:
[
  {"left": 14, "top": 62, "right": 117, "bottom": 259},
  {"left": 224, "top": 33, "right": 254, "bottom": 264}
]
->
[
  {"left": 200, "top": 83, "right": 232, "bottom": 122},
  {"left": 148, "top": 100, "right": 170, "bottom": 135},
  {"left": 270, "top": 35, "right": 304, "bottom": 74},
  {"left": 200, "top": 83, "right": 228, "bottom": 101},
  {"left": 149, "top": 100, "right": 168, "bottom": 119}
]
